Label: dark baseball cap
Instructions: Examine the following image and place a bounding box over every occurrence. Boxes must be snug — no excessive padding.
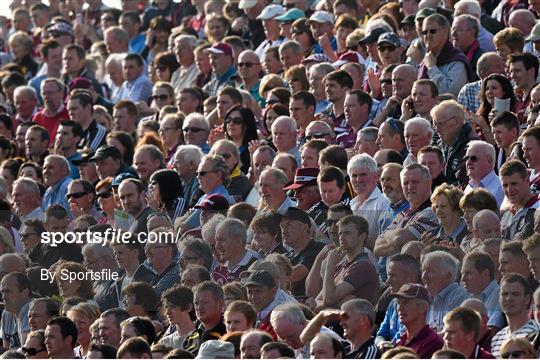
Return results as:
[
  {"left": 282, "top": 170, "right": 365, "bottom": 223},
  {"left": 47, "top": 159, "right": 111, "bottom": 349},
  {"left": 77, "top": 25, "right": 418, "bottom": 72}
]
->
[
  {"left": 415, "top": 7, "right": 436, "bottom": 21},
  {"left": 243, "top": 270, "right": 276, "bottom": 288},
  {"left": 91, "top": 145, "right": 122, "bottom": 162},
  {"left": 284, "top": 168, "right": 319, "bottom": 190},
  {"left": 111, "top": 172, "right": 137, "bottom": 187},
  {"left": 280, "top": 207, "right": 312, "bottom": 226},
  {"left": 195, "top": 194, "right": 230, "bottom": 211},
  {"left": 359, "top": 27, "right": 388, "bottom": 44},
  {"left": 71, "top": 150, "right": 95, "bottom": 166},
  {"left": 390, "top": 283, "right": 431, "bottom": 303}
]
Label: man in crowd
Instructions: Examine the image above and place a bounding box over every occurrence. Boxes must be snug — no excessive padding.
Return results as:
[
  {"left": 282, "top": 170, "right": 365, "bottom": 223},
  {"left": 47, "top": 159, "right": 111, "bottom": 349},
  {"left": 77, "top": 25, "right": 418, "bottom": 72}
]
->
[{"left": 1, "top": 272, "right": 31, "bottom": 349}]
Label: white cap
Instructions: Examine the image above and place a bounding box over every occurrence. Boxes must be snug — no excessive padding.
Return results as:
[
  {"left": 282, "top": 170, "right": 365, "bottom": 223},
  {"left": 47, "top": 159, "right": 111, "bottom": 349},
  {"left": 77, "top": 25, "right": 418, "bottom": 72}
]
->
[
  {"left": 238, "top": 0, "right": 258, "bottom": 9},
  {"left": 308, "top": 10, "right": 334, "bottom": 24},
  {"left": 257, "top": 4, "right": 285, "bottom": 20}
]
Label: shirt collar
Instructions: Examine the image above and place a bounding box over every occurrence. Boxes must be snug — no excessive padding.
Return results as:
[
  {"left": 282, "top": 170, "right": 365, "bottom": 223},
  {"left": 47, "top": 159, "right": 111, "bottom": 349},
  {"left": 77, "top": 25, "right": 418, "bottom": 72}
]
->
[{"left": 481, "top": 279, "right": 498, "bottom": 300}]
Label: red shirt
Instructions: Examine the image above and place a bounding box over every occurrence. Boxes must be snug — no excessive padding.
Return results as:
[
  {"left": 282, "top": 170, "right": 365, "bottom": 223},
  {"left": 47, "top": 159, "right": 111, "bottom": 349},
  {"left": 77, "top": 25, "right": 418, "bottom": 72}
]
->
[
  {"left": 396, "top": 324, "right": 444, "bottom": 358},
  {"left": 32, "top": 106, "right": 69, "bottom": 144}
]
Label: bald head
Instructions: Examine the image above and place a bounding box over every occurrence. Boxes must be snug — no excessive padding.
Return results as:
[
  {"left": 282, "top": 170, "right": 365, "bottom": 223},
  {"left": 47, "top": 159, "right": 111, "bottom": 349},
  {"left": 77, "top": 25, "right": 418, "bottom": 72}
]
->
[
  {"left": 461, "top": 298, "right": 488, "bottom": 317},
  {"left": 472, "top": 209, "right": 501, "bottom": 240},
  {"left": 393, "top": 64, "right": 417, "bottom": 99},
  {"left": 0, "top": 254, "right": 26, "bottom": 279},
  {"left": 477, "top": 52, "right": 506, "bottom": 80},
  {"left": 509, "top": 10, "right": 536, "bottom": 35},
  {"left": 453, "top": 0, "right": 481, "bottom": 18}
]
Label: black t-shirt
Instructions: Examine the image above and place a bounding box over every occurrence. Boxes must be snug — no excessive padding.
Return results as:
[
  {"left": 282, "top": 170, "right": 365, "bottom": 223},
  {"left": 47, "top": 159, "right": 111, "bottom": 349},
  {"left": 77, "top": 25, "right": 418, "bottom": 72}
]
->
[
  {"left": 286, "top": 240, "right": 325, "bottom": 300},
  {"left": 129, "top": 207, "right": 156, "bottom": 235}
]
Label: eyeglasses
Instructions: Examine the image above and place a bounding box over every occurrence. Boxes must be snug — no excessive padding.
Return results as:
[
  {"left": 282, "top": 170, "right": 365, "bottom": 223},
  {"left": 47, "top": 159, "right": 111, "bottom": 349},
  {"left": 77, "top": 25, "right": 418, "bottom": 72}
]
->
[
  {"left": 67, "top": 191, "right": 88, "bottom": 199},
  {"left": 183, "top": 127, "right": 206, "bottom": 133},
  {"left": 238, "top": 62, "right": 258, "bottom": 68},
  {"left": 377, "top": 45, "right": 397, "bottom": 52},
  {"left": 464, "top": 155, "right": 479, "bottom": 162},
  {"left": 421, "top": 28, "right": 439, "bottom": 36},
  {"left": 225, "top": 117, "right": 244, "bottom": 125},
  {"left": 83, "top": 255, "right": 105, "bottom": 268},
  {"left": 380, "top": 79, "right": 392, "bottom": 85},
  {"left": 197, "top": 170, "right": 218, "bottom": 177},
  {"left": 306, "top": 132, "right": 329, "bottom": 140},
  {"left": 21, "top": 347, "right": 46, "bottom": 356},
  {"left": 150, "top": 94, "right": 169, "bottom": 101},
  {"left": 501, "top": 351, "right": 526, "bottom": 359},
  {"left": 433, "top": 116, "right": 455, "bottom": 128},
  {"left": 97, "top": 191, "right": 112, "bottom": 199}
]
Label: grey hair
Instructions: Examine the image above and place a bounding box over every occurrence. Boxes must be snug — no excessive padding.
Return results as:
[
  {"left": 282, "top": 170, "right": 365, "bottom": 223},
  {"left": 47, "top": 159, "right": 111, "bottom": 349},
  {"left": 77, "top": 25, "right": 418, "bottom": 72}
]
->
[
  {"left": 461, "top": 298, "right": 488, "bottom": 317},
  {"left": 454, "top": 14, "right": 480, "bottom": 37},
  {"left": 401, "top": 163, "right": 431, "bottom": 181},
  {"left": 405, "top": 117, "right": 434, "bottom": 139},
  {"left": 270, "top": 303, "right": 307, "bottom": 326},
  {"left": 431, "top": 99, "right": 465, "bottom": 125},
  {"left": 14, "top": 86, "right": 38, "bottom": 101},
  {"left": 476, "top": 52, "right": 500, "bottom": 73},
  {"left": 201, "top": 214, "right": 226, "bottom": 243},
  {"left": 216, "top": 218, "right": 247, "bottom": 245},
  {"left": 467, "top": 140, "right": 496, "bottom": 165},
  {"left": 358, "top": 127, "right": 379, "bottom": 142},
  {"left": 472, "top": 209, "right": 500, "bottom": 229},
  {"left": 279, "top": 40, "right": 303, "bottom": 55},
  {"left": 175, "top": 144, "right": 204, "bottom": 164},
  {"left": 45, "top": 155, "right": 70, "bottom": 174},
  {"left": 260, "top": 168, "right": 289, "bottom": 188},
  {"left": 12, "top": 177, "right": 40, "bottom": 195},
  {"left": 185, "top": 112, "right": 210, "bottom": 132},
  {"left": 202, "top": 154, "right": 230, "bottom": 186},
  {"left": 105, "top": 53, "right": 127, "bottom": 67},
  {"left": 423, "top": 250, "right": 460, "bottom": 281},
  {"left": 341, "top": 299, "right": 375, "bottom": 324},
  {"left": 272, "top": 116, "right": 297, "bottom": 134},
  {"left": 347, "top": 154, "right": 377, "bottom": 176},
  {"left": 104, "top": 26, "right": 129, "bottom": 44},
  {"left": 83, "top": 241, "right": 115, "bottom": 259},
  {"left": 135, "top": 144, "right": 165, "bottom": 167},
  {"left": 310, "top": 63, "right": 336, "bottom": 78},
  {"left": 365, "top": 18, "right": 393, "bottom": 33},
  {"left": 41, "top": 78, "right": 65, "bottom": 93},
  {"left": 175, "top": 34, "right": 197, "bottom": 48},
  {"left": 454, "top": 0, "right": 481, "bottom": 18},
  {"left": 211, "top": 139, "right": 240, "bottom": 162}
]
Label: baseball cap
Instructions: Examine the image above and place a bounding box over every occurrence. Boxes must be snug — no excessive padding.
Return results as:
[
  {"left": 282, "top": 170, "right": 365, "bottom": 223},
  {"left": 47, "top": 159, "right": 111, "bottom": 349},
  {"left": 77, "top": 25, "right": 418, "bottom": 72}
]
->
[
  {"left": 308, "top": 10, "right": 334, "bottom": 25},
  {"left": 415, "top": 7, "right": 436, "bottom": 21},
  {"left": 238, "top": 0, "right": 257, "bottom": 9},
  {"left": 257, "top": 4, "right": 285, "bottom": 20},
  {"left": 526, "top": 22, "right": 540, "bottom": 42},
  {"left": 69, "top": 77, "right": 93, "bottom": 92},
  {"left": 390, "top": 283, "right": 432, "bottom": 303},
  {"left": 204, "top": 42, "right": 233, "bottom": 57},
  {"left": 240, "top": 259, "right": 281, "bottom": 280},
  {"left": 332, "top": 50, "right": 366, "bottom": 68},
  {"left": 359, "top": 27, "right": 388, "bottom": 44},
  {"left": 196, "top": 340, "right": 234, "bottom": 359},
  {"left": 276, "top": 9, "right": 305, "bottom": 22},
  {"left": 194, "top": 194, "right": 230, "bottom": 211},
  {"left": 284, "top": 168, "right": 319, "bottom": 190},
  {"left": 280, "top": 207, "right": 312, "bottom": 226},
  {"left": 47, "top": 21, "right": 73, "bottom": 37},
  {"left": 302, "top": 53, "right": 331, "bottom": 65},
  {"left": 91, "top": 145, "right": 122, "bottom": 162},
  {"left": 111, "top": 173, "right": 137, "bottom": 187},
  {"left": 71, "top": 150, "right": 95, "bottom": 166},
  {"left": 243, "top": 270, "right": 276, "bottom": 288},
  {"left": 377, "top": 32, "right": 401, "bottom": 47},
  {"left": 400, "top": 14, "right": 416, "bottom": 27}
]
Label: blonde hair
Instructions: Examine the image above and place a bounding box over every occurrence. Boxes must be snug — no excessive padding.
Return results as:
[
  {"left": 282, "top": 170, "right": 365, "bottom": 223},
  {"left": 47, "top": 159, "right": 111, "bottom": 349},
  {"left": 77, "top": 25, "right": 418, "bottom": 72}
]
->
[
  {"left": 0, "top": 226, "right": 14, "bottom": 254},
  {"left": 431, "top": 183, "right": 464, "bottom": 215}
]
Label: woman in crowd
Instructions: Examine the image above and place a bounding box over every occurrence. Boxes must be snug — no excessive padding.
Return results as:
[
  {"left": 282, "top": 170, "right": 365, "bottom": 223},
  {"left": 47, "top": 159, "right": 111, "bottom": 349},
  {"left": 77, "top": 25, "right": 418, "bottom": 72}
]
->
[
  {"left": 250, "top": 213, "right": 286, "bottom": 256},
  {"left": 148, "top": 169, "right": 185, "bottom": 220},
  {"left": 95, "top": 177, "right": 116, "bottom": 226},
  {"left": 153, "top": 52, "right": 180, "bottom": 83},
  {"left": 224, "top": 106, "right": 259, "bottom": 174},
  {"left": 106, "top": 131, "right": 135, "bottom": 166},
  {"left": 67, "top": 303, "right": 101, "bottom": 358},
  {"left": 55, "top": 262, "right": 95, "bottom": 302}
]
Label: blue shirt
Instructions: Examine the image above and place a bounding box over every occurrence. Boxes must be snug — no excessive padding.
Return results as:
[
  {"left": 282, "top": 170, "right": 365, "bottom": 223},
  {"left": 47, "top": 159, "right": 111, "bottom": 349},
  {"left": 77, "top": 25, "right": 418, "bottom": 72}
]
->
[
  {"left": 42, "top": 175, "right": 73, "bottom": 218},
  {"left": 116, "top": 73, "right": 153, "bottom": 103},
  {"left": 186, "top": 185, "right": 235, "bottom": 228},
  {"left": 66, "top": 152, "right": 82, "bottom": 179},
  {"left": 313, "top": 36, "right": 337, "bottom": 54},
  {"left": 479, "top": 280, "right": 505, "bottom": 329},
  {"left": 129, "top": 34, "right": 146, "bottom": 55},
  {"left": 28, "top": 74, "right": 46, "bottom": 105},
  {"left": 376, "top": 298, "right": 404, "bottom": 345}
]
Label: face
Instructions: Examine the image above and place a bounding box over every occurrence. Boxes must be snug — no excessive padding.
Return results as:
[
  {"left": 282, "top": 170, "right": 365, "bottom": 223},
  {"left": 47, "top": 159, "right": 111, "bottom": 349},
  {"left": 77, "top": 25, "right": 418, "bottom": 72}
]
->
[
  {"left": 295, "top": 186, "right": 320, "bottom": 211},
  {"left": 324, "top": 79, "right": 348, "bottom": 103},
  {"left": 376, "top": 122, "right": 398, "bottom": 150},
  {"left": 62, "top": 48, "right": 84, "bottom": 75},
  {"left": 95, "top": 157, "right": 120, "bottom": 180},
  {"left": 67, "top": 98, "right": 90, "bottom": 123},
  {"left": 45, "top": 217, "right": 69, "bottom": 233},
  {"left": 194, "top": 290, "right": 222, "bottom": 324},
  {"left": 380, "top": 166, "right": 403, "bottom": 204},
  {"left": 112, "top": 244, "right": 138, "bottom": 271},
  {"left": 100, "top": 315, "right": 121, "bottom": 347},
  {"left": 443, "top": 320, "right": 474, "bottom": 353},
  {"left": 344, "top": 93, "right": 367, "bottom": 127},
  {"left": 289, "top": 98, "right": 312, "bottom": 126},
  {"left": 465, "top": 145, "right": 493, "bottom": 181},
  {"left": 252, "top": 150, "right": 273, "bottom": 178},
  {"left": 241, "top": 333, "right": 265, "bottom": 359},
  {"left": 422, "top": 257, "right": 450, "bottom": 295},
  {"left": 68, "top": 182, "right": 94, "bottom": 214},
  {"left": 225, "top": 110, "right": 245, "bottom": 141},
  {"left": 273, "top": 318, "right": 303, "bottom": 349},
  {"left": 68, "top": 312, "right": 92, "bottom": 345},
  {"left": 422, "top": 19, "right": 448, "bottom": 52},
  {"left": 224, "top": 311, "right": 250, "bottom": 333},
  {"left": 500, "top": 281, "right": 529, "bottom": 316},
  {"left": 123, "top": 59, "right": 144, "bottom": 82},
  {"left": 386, "top": 261, "right": 413, "bottom": 293},
  {"left": 23, "top": 335, "right": 47, "bottom": 359},
  {"left": 183, "top": 118, "right": 209, "bottom": 146},
  {"left": 252, "top": 226, "right": 277, "bottom": 255},
  {"left": 492, "top": 124, "right": 517, "bottom": 150},
  {"left": 43, "top": 158, "right": 65, "bottom": 186},
  {"left": 25, "top": 129, "right": 48, "bottom": 158},
  {"left": 118, "top": 182, "right": 144, "bottom": 216},
  {"left": 12, "top": 182, "right": 35, "bottom": 216},
  {"left": 411, "top": 83, "right": 436, "bottom": 116},
  {"left": 319, "top": 180, "right": 345, "bottom": 207},
  {"left": 300, "top": 146, "right": 319, "bottom": 168},
  {"left": 501, "top": 173, "right": 530, "bottom": 206},
  {"left": 263, "top": 50, "right": 283, "bottom": 74},
  {"left": 418, "top": 152, "right": 444, "bottom": 180},
  {"left": 309, "top": 70, "right": 325, "bottom": 99},
  {"left": 338, "top": 222, "right": 364, "bottom": 253},
  {"left": 45, "top": 324, "right": 70, "bottom": 358},
  {"left": 526, "top": 246, "right": 540, "bottom": 281},
  {"left": 15, "top": 92, "right": 37, "bottom": 118},
  {"left": 41, "top": 81, "right": 63, "bottom": 111},
  {"left": 396, "top": 297, "right": 425, "bottom": 326},
  {"left": 510, "top": 61, "right": 534, "bottom": 89},
  {"left": 451, "top": 18, "right": 474, "bottom": 52},
  {"left": 197, "top": 159, "right": 222, "bottom": 194},
  {"left": 310, "top": 336, "right": 336, "bottom": 359},
  {"left": 29, "top": 302, "right": 50, "bottom": 332},
  {"left": 405, "top": 123, "right": 431, "bottom": 157},
  {"left": 378, "top": 42, "right": 401, "bottom": 67},
  {"left": 522, "top": 135, "right": 540, "bottom": 170},
  {"left": 349, "top": 166, "right": 377, "bottom": 197},
  {"left": 485, "top": 79, "right": 505, "bottom": 105},
  {"left": 134, "top": 150, "right": 160, "bottom": 182},
  {"left": 327, "top": 210, "right": 345, "bottom": 244},
  {"left": 461, "top": 258, "right": 489, "bottom": 295},
  {"left": 272, "top": 122, "right": 296, "bottom": 152},
  {"left": 238, "top": 52, "right": 261, "bottom": 82},
  {"left": 280, "top": 218, "right": 306, "bottom": 249},
  {"left": 247, "top": 284, "right": 275, "bottom": 312}
]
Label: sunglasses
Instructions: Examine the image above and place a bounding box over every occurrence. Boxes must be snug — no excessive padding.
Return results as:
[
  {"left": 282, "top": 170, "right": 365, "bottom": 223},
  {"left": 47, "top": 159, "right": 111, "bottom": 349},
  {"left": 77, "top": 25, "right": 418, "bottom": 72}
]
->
[
  {"left": 501, "top": 351, "right": 526, "bottom": 359},
  {"left": 218, "top": 153, "right": 232, "bottom": 159},
  {"left": 238, "top": 62, "right": 258, "bottom": 68},
  {"left": 183, "top": 127, "right": 206, "bottom": 133},
  {"left": 380, "top": 79, "right": 392, "bottom": 85},
  {"left": 97, "top": 191, "right": 112, "bottom": 199},
  {"left": 22, "top": 347, "right": 46, "bottom": 356},
  {"left": 421, "top": 28, "right": 439, "bottom": 36},
  {"left": 150, "top": 94, "right": 169, "bottom": 101},
  {"left": 225, "top": 117, "right": 244, "bottom": 125},
  {"left": 377, "top": 45, "right": 397, "bottom": 52},
  {"left": 197, "top": 170, "right": 218, "bottom": 177},
  {"left": 464, "top": 155, "right": 479, "bottom": 162},
  {"left": 306, "top": 132, "right": 329, "bottom": 140},
  {"left": 67, "top": 191, "right": 88, "bottom": 199}
]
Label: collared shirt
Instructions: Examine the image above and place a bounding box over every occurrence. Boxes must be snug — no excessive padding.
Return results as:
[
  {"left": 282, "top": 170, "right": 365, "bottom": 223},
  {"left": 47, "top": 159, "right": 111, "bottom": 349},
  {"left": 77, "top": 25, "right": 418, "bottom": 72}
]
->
[
  {"left": 212, "top": 249, "right": 260, "bottom": 285},
  {"left": 129, "top": 33, "right": 146, "bottom": 54},
  {"left": 181, "top": 176, "right": 200, "bottom": 209},
  {"left": 478, "top": 280, "right": 505, "bottom": 329},
  {"left": 203, "top": 66, "right": 237, "bottom": 97},
  {"left": 240, "top": 80, "right": 264, "bottom": 106},
  {"left": 346, "top": 337, "right": 380, "bottom": 359},
  {"left": 0, "top": 301, "right": 30, "bottom": 349},
  {"left": 287, "top": 147, "right": 302, "bottom": 166},
  {"left": 396, "top": 324, "right": 444, "bottom": 358},
  {"left": 186, "top": 185, "right": 235, "bottom": 228},
  {"left": 375, "top": 298, "right": 403, "bottom": 345},
  {"left": 15, "top": 107, "right": 38, "bottom": 126},
  {"left": 255, "top": 37, "right": 285, "bottom": 59},
  {"left": 491, "top": 320, "right": 540, "bottom": 357},
  {"left": 43, "top": 176, "right": 72, "bottom": 218},
  {"left": 66, "top": 152, "right": 82, "bottom": 179},
  {"left": 500, "top": 196, "right": 540, "bottom": 239},
  {"left": 80, "top": 120, "right": 107, "bottom": 151},
  {"left": 426, "top": 60, "right": 469, "bottom": 96},
  {"left": 458, "top": 80, "right": 482, "bottom": 114},
  {"left": 465, "top": 171, "right": 504, "bottom": 207},
  {"left": 433, "top": 220, "right": 468, "bottom": 245},
  {"left": 150, "top": 262, "right": 181, "bottom": 297},
  {"left": 116, "top": 73, "right": 153, "bottom": 103},
  {"left": 350, "top": 187, "right": 391, "bottom": 242},
  {"left": 171, "top": 62, "right": 198, "bottom": 93},
  {"left": 276, "top": 197, "right": 297, "bottom": 215},
  {"left": 428, "top": 282, "right": 470, "bottom": 331},
  {"left": 478, "top": 26, "right": 496, "bottom": 52}
]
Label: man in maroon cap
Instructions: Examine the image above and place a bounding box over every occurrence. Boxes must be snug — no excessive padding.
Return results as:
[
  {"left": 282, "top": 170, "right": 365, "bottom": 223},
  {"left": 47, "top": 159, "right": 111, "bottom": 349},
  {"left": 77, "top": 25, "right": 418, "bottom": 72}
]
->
[
  {"left": 392, "top": 283, "right": 444, "bottom": 358},
  {"left": 181, "top": 194, "right": 230, "bottom": 240},
  {"left": 284, "top": 168, "right": 321, "bottom": 211},
  {"left": 203, "top": 43, "right": 238, "bottom": 97}
]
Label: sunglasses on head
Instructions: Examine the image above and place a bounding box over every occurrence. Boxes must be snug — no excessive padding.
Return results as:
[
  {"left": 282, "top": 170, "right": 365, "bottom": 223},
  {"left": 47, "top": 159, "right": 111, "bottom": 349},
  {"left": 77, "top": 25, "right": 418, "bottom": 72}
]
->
[
  {"left": 67, "top": 191, "right": 88, "bottom": 199},
  {"left": 464, "top": 155, "right": 479, "bottom": 162},
  {"left": 183, "top": 127, "right": 205, "bottom": 133},
  {"left": 150, "top": 94, "right": 169, "bottom": 101},
  {"left": 226, "top": 117, "right": 244, "bottom": 125},
  {"left": 22, "top": 347, "right": 45, "bottom": 356}
]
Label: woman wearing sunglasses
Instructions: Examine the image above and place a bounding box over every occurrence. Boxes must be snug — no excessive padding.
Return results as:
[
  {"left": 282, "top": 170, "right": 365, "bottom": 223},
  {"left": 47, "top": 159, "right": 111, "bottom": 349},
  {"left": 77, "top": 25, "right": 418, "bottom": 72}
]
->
[
  {"left": 96, "top": 177, "right": 117, "bottom": 226},
  {"left": 22, "top": 330, "right": 47, "bottom": 359},
  {"left": 224, "top": 105, "right": 259, "bottom": 174},
  {"left": 499, "top": 338, "right": 536, "bottom": 359}
]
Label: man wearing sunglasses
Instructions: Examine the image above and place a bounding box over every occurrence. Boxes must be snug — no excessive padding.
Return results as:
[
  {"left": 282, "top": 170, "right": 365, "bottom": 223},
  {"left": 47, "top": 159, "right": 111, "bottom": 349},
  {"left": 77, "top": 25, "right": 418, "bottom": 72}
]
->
[
  {"left": 238, "top": 51, "right": 264, "bottom": 105},
  {"left": 210, "top": 140, "right": 253, "bottom": 202},
  {"left": 183, "top": 113, "right": 211, "bottom": 154},
  {"left": 419, "top": 13, "right": 471, "bottom": 97},
  {"left": 464, "top": 141, "right": 504, "bottom": 208}
]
